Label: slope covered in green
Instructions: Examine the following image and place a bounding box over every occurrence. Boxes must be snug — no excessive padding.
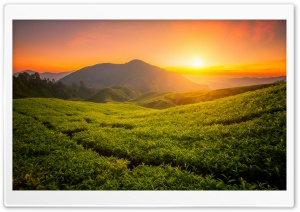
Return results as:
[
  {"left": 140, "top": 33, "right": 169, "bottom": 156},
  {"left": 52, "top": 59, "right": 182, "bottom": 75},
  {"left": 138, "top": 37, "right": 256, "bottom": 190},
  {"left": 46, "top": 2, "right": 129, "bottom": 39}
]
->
[
  {"left": 86, "top": 86, "right": 141, "bottom": 103},
  {"left": 165, "top": 83, "right": 278, "bottom": 105},
  {"left": 131, "top": 83, "right": 278, "bottom": 109},
  {"left": 129, "top": 92, "right": 176, "bottom": 109},
  {"left": 13, "top": 83, "right": 286, "bottom": 190}
]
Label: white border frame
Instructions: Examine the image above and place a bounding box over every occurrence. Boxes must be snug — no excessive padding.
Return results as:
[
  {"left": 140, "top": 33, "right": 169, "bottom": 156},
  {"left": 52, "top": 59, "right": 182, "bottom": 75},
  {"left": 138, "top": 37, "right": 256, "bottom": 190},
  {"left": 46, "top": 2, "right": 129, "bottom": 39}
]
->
[{"left": 4, "top": 4, "right": 294, "bottom": 207}]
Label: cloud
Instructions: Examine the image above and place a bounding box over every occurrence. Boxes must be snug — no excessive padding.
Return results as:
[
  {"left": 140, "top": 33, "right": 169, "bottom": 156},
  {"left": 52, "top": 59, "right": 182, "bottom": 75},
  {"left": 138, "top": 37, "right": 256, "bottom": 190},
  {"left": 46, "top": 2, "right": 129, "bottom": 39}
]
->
[
  {"left": 67, "top": 36, "right": 90, "bottom": 47},
  {"left": 251, "top": 21, "right": 278, "bottom": 44},
  {"left": 229, "top": 20, "right": 280, "bottom": 44}
]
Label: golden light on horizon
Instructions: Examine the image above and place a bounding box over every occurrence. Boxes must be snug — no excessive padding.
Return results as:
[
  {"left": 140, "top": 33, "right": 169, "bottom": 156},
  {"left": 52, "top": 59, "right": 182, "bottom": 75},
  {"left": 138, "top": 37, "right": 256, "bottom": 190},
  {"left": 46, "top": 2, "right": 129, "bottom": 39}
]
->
[
  {"left": 191, "top": 58, "right": 204, "bottom": 69},
  {"left": 168, "top": 59, "right": 286, "bottom": 77}
]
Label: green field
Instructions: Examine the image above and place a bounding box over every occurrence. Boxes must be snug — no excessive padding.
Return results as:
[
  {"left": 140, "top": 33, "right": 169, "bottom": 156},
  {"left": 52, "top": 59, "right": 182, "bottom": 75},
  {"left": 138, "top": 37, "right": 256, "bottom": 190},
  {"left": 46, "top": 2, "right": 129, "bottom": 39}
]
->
[{"left": 13, "top": 83, "right": 286, "bottom": 190}]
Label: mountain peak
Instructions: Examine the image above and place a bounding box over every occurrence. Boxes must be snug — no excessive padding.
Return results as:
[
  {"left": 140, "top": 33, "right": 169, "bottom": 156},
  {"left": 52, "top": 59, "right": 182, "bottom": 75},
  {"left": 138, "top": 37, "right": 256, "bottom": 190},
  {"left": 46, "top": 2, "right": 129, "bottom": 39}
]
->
[
  {"left": 60, "top": 60, "right": 209, "bottom": 92},
  {"left": 126, "top": 59, "right": 147, "bottom": 64}
]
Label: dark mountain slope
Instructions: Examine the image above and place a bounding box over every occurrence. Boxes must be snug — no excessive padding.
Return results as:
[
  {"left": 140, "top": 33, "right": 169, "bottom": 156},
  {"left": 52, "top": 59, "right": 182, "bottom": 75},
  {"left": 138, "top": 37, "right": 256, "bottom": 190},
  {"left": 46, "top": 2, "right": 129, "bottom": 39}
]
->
[{"left": 60, "top": 59, "right": 209, "bottom": 93}]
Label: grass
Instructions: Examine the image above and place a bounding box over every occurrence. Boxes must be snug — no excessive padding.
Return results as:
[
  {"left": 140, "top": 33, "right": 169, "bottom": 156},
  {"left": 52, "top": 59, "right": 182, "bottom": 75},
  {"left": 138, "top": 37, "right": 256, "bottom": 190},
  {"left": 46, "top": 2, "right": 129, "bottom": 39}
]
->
[
  {"left": 130, "top": 83, "right": 279, "bottom": 109},
  {"left": 13, "top": 83, "right": 286, "bottom": 190}
]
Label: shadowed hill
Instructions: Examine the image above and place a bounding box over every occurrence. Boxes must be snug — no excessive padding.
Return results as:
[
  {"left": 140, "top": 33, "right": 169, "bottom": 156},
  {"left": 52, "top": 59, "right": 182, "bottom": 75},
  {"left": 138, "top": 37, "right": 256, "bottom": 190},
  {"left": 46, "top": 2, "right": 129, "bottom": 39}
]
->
[
  {"left": 60, "top": 59, "right": 209, "bottom": 93},
  {"left": 86, "top": 86, "right": 141, "bottom": 103},
  {"left": 129, "top": 92, "right": 176, "bottom": 109}
]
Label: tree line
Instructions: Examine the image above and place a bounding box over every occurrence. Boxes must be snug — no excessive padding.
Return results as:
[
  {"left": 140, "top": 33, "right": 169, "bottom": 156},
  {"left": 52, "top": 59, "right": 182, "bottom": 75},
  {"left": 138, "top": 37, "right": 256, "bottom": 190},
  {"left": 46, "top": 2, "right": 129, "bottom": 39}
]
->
[{"left": 13, "top": 72, "right": 95, "bottom": 100}]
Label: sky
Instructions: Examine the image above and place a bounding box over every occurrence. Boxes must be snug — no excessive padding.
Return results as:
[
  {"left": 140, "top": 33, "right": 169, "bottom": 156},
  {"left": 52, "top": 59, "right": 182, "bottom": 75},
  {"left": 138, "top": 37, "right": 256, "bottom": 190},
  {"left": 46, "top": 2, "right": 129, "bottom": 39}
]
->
[{"left": 13, "top": 20, "right": 286, "bottom": 77}]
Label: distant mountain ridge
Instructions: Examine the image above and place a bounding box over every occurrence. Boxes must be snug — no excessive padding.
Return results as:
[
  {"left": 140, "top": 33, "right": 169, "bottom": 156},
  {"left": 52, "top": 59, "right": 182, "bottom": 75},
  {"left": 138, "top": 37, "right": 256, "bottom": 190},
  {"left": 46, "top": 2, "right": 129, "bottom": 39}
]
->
[
  {"left": 14, "top": 70, "right": 73, "bottom": 81},
  {"left": 223, "top": 76, "right": 286, "bottom": 87},
  {"left": 184, "top": 75, "right": 286, "bottom": 89},
  {"left": 59, "top": 59, "right": 209, "bottom": 93}
]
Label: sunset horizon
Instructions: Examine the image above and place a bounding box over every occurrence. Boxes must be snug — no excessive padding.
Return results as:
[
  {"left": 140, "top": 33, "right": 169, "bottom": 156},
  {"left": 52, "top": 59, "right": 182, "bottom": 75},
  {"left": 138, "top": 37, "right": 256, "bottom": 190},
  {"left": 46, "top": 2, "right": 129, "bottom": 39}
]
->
[{"left": 13, "top": 20, "right": 286, "bottom": 78}]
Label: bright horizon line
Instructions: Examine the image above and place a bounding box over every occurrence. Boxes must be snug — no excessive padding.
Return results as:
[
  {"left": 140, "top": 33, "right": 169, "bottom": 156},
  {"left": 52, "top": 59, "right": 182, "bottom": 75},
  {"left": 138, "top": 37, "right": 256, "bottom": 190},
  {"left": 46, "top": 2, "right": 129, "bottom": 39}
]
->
[{"left": 13, "top": 58, "right": 286, "bottom": 78}]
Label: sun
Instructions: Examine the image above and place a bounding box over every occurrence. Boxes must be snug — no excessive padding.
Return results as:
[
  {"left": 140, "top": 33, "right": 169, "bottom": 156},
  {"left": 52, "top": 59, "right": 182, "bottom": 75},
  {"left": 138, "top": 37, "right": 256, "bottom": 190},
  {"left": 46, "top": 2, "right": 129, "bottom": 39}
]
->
[{"left": 192, "top": 58, "right": 204, "bottom": 68}]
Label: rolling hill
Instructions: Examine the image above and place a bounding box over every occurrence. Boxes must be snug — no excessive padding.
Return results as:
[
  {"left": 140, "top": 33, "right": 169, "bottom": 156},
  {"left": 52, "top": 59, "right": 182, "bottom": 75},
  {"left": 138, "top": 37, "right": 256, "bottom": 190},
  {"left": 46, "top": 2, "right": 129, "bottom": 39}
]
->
[
  {"left": 86, "top": 83, "right": 282, "bottom": 109},
  {"left": 130, "top": 83, "right": 282, "bottom": 109},
  {"left": 13, "top": 83, "right": 286, "bottom": 190},
  {"left": 129, "top": 92, "right": 176, "bottom": 109},
  {"left": 59, "top": 59, "right": 209, "bottom": 93},
  {"left": 86, "top": 86, "right": 141, "bottom": 103}
]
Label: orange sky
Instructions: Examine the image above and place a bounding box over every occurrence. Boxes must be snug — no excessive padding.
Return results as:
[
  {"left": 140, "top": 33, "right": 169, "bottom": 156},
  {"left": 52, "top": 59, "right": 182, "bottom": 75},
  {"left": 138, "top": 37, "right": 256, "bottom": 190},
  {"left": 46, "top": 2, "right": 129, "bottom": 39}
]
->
[{"left": 13, "top": 20, "right": 286, "bottom": 77}]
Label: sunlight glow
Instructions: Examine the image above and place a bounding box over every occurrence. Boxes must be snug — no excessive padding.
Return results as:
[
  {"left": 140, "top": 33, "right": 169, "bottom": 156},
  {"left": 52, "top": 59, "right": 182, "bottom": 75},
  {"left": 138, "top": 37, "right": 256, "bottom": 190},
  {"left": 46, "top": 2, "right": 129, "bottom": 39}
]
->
[{"left": 192, "top": 58, "right": 204, "bottom": 68}]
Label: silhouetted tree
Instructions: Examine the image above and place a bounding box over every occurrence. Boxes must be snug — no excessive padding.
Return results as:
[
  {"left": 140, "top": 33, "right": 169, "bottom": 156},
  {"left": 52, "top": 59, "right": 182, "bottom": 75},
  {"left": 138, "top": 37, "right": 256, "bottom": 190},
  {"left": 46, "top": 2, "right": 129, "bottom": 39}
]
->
[{"left": 13, "top": 72, "right": 96, "bottom": 100}]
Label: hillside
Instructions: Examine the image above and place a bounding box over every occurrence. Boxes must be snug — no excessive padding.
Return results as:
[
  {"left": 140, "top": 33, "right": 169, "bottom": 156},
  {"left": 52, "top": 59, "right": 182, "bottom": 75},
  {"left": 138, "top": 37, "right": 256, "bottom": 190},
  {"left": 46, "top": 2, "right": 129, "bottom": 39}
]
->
[
  {"left": 130, "top": 92, "right": 176, "bottom": 109},
  {"left": 86, "top": 86, "right": 141, "bottom": 103},
  {"left": 59, "top": 59, "right": 209, "bottom": 93},
  {"left": 131, "top": 83, "right": 280, "bottom": 109},
  {"left": 13, "top": 83, "right": 286, "bottom": 190},
  {"left": 165, "top": 83, "right": 280, "bottom": 106}
]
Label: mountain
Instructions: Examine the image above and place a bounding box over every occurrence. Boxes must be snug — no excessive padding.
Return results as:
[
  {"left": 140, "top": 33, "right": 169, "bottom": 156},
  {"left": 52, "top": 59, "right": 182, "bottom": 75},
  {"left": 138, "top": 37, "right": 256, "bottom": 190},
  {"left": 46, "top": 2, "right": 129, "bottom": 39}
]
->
[
  {"left": 222, "top": 76, "right": 286, "bottom": 87},
  {"left": 87, "top": 86, "right": 141, "bottom": 103},
  {"left": 183, "top": 75, "right": 286, "bottom": 90},
  {"left": 14, "top": 70, "right": 73, "bottom": 81},
  {"left": 59, "top": 59, "right": 209, "bottom": 93}
]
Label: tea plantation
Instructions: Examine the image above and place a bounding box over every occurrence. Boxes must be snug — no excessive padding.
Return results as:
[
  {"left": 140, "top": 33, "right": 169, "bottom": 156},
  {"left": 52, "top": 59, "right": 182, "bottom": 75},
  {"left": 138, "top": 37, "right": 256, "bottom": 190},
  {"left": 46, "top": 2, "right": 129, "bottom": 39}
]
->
[{"left": 13, "top": 83, "right": 286, "bottom": 190}]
